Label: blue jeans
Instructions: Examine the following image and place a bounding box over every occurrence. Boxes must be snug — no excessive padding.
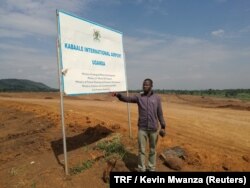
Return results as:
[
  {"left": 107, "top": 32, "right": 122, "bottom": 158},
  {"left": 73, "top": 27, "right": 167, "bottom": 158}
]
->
[{"left": 138, "top": 129, "right": 158, "bottom": 172}]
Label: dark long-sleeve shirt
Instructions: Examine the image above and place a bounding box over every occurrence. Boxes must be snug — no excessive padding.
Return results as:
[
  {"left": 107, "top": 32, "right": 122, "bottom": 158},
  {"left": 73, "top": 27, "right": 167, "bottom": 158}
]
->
[{"left": 117, "top": 91, "right": 166, "bottom": 131}]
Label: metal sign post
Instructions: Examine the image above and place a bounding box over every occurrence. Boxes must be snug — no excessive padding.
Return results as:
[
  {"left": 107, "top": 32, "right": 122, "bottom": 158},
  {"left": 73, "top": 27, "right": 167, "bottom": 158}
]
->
[
  {"left": 56, "top": 10, "right": 69, "bottom": 175},
  {"left": 124, "top": 51, "right": 132, "bottom": 138},
  {"left": 126, "top": 90, "right": 132, "bottom": 138}
]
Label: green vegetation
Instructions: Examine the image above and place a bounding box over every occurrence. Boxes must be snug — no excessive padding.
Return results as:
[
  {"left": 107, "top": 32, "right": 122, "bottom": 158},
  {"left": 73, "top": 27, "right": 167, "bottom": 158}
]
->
[
  {"left": 31, "top": 181, "right": 36, "bottom": 188},
  {"left": 2, "top": 79, "right": 248, "bottom": 101},
  {"left": 96, "top": 135, "right": 126, "bottom": 160},
  {"left": 70, "top": 135, "right": 126, "bottom": 175},
  {"left": 130, "top": 89, "right": 250, "bottom": 101},
  {"left": 0, "top": 79, "right": 58, "bottom": 92},
  {"left": 10, "top": 167, "right": 17, "bottom": 176},
  {"left": 70, "top": 159, "right": 95, "bottom": 175}
]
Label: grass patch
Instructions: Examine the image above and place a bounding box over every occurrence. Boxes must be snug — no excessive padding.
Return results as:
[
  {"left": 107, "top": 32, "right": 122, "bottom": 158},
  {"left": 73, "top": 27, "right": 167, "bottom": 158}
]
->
[
  {"left": 10, "top": 167, "right": 17, "bottom": 176},
  {"left": 70, "top": 135, "right": 126, "bottom": 176},
  {"left": 31, "top": 181, "right": 36, "bottom": 188},
  {"left": 96, "top": 135, "right": 126, "bottom": 160},
  {"left": 82, "top": 144, "right": 90, "bottom": 152},
  {"left": 237, "top": 93, "right": 250, "bottom": 101},
  {"left": 70, "top": 159, "right": 95, "bottom": 175}
]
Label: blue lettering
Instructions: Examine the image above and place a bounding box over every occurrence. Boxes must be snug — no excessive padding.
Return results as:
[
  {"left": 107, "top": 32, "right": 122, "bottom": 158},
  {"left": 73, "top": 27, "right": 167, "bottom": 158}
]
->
[
  {"left": 92, "top": 60, "right": 105, "bottom": 66},
  {"left": 85, "top": 47, "right": 89, "bottom": 52},
  {"left": 111, "top": 52, "right": 121, "bottom": 58},
  {"left": 64, "top": 43, "right": 120, "bottom": 58}
]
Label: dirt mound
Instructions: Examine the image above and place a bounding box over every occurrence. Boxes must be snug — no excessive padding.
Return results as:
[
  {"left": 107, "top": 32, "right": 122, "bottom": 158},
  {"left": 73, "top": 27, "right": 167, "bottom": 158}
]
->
[
  {"left": 0, "top": 104, "right": 55, "bottom": 163},
  {"left": 216, "top": 104, "right": 250, "bottom": 111},
  {"left": 172, "top": 94, "right": 250, "bottom": 111}
]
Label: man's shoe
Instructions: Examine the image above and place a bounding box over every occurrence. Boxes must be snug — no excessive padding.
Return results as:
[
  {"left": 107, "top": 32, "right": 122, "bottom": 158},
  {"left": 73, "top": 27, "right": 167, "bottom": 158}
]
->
[
  {"left": 134, "top": 167, "right": 146, "bottom": 172},
  {"left": 146, "top": 169, "right": 156, "bottom": 172}
]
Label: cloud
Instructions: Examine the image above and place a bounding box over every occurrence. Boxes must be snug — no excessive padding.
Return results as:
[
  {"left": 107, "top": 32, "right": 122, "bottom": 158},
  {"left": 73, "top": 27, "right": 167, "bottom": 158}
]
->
[
  {"left": 0, "top": 28, "right": 30, "bottom": 38},
  {"left": 0, "top": 33, "right": 58, "bottom": 87},
  {"left": 134, "top": 0, "right": 167, "bottom": 15},
  {"left": 211, "top": 29, "right": 225, "bottom": 37},
  {"left": 0, "top": 50, "right": 58, "bottom": 87},
  {"left": 0, "top": 10, "right": 55, "bottom": 38},
  {"left": 239, "top": 25, "right": 250, "bottom": 34},
  {"left": 0, "top": 0, "right": 249, "bottom": 90},
  {"left": 145, "top": 5, "right": 168, "bottom": 16},
  {"left": 124, "top": 31, "right": 250, "bottom": 89},
  {"left": 210, "top": 26, "right": 250, "bottom": 39},
  {"left": 0, "top": 0, "right": 90, "bottom": 38},
  {"left": 0, "top": 0, "right": 92, "bottom": 88},
  {"left": 0, "top": 43, "right": 40, "bottom": 53},
  {"left": 215, "top": 0, "right": 227, "bottom": 3}
]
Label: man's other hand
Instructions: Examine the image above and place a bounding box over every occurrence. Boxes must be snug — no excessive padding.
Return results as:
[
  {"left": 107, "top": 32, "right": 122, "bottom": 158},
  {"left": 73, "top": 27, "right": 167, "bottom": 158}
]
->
[{"left": 159, "top": 129, "right": 166, "bottom": 137}]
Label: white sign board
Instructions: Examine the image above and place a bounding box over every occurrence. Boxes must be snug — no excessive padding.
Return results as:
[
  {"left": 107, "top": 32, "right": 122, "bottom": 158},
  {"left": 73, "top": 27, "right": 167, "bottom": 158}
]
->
[{"left": 57, "top": 11, "right": 127, "bottom": 95}]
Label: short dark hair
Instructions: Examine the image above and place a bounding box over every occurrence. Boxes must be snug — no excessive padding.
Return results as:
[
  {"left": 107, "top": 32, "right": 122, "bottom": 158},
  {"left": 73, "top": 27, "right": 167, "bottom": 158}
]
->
[{"left": 143, "top": 78, "right": 153, "bottom": 86}]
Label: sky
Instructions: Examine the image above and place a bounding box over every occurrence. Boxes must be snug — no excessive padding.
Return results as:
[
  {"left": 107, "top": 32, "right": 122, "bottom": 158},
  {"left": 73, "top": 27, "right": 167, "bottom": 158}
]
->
[{"left": 0, "top": 0, "right": 250, "bottom": 90}]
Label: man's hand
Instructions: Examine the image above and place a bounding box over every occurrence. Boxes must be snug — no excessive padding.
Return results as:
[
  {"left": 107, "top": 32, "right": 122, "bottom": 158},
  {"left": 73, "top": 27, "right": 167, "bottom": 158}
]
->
[
  {"left": 111, "top": 92, "right": 121, "bottom": 97},
  {"left": 111, "top": 92, "right": 117, "bottom": 97},
  {"left": 159, "top": 129, "right": 166, "bottom": 137}
]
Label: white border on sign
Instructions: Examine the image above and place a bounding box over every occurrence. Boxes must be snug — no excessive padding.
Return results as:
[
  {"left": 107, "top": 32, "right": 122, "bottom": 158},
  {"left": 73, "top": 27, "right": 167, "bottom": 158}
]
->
[{"left": 57, "top": 10, "right": 127, "bottom": 96}]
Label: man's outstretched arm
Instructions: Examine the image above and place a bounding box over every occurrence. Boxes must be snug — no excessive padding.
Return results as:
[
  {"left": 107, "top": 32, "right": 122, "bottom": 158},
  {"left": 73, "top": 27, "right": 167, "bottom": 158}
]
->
[{"left": 112, "top": 92, "right": 138, "bottom": 103}]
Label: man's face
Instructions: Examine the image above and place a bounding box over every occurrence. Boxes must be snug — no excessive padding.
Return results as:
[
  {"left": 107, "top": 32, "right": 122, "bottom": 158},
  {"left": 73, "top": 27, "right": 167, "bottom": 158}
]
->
[{"left": 143, "top": 80, "right": 152, "bottom": 93}]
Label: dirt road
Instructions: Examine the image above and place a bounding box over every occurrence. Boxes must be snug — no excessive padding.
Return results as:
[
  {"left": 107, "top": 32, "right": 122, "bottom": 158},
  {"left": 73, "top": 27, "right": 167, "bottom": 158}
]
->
[{"left": 0, "top": 93, "right": 249, "bottom": 187}]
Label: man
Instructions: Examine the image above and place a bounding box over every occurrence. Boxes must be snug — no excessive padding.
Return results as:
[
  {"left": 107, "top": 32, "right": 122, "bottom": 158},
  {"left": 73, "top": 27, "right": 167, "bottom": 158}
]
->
[{"left": 112, "top": 78, "right": 166, "bottom": 172}]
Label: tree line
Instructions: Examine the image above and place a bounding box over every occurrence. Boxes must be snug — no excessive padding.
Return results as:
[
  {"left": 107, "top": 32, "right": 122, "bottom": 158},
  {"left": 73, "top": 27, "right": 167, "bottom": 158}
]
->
[{"left": 130, "top": 89, "right": 250, "bottom": 100}]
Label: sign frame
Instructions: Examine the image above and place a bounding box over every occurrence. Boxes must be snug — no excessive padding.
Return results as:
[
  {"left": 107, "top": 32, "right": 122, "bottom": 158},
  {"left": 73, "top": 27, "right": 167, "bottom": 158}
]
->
[
  {"left": 56, "top": 10, "right": 131, "bottom": 175},
  {"left": 58, "top": 10, "right": 127, "bottom": 96}
]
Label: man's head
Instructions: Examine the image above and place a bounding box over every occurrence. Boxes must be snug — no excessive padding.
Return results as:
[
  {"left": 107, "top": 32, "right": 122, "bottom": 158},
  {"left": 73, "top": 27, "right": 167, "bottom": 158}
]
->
[{"left": 143, "top": 78, "right": 153, "bottom": 94}]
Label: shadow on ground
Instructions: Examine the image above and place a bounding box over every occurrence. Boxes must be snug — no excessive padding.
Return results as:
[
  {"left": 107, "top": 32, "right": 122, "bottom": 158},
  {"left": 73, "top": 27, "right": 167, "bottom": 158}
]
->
[
  {"left": 51, "top": 124, "right": 113, "bottom": 168},
  {"left": 123, "top": 150, "right": 138, "bottom": 171}
]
